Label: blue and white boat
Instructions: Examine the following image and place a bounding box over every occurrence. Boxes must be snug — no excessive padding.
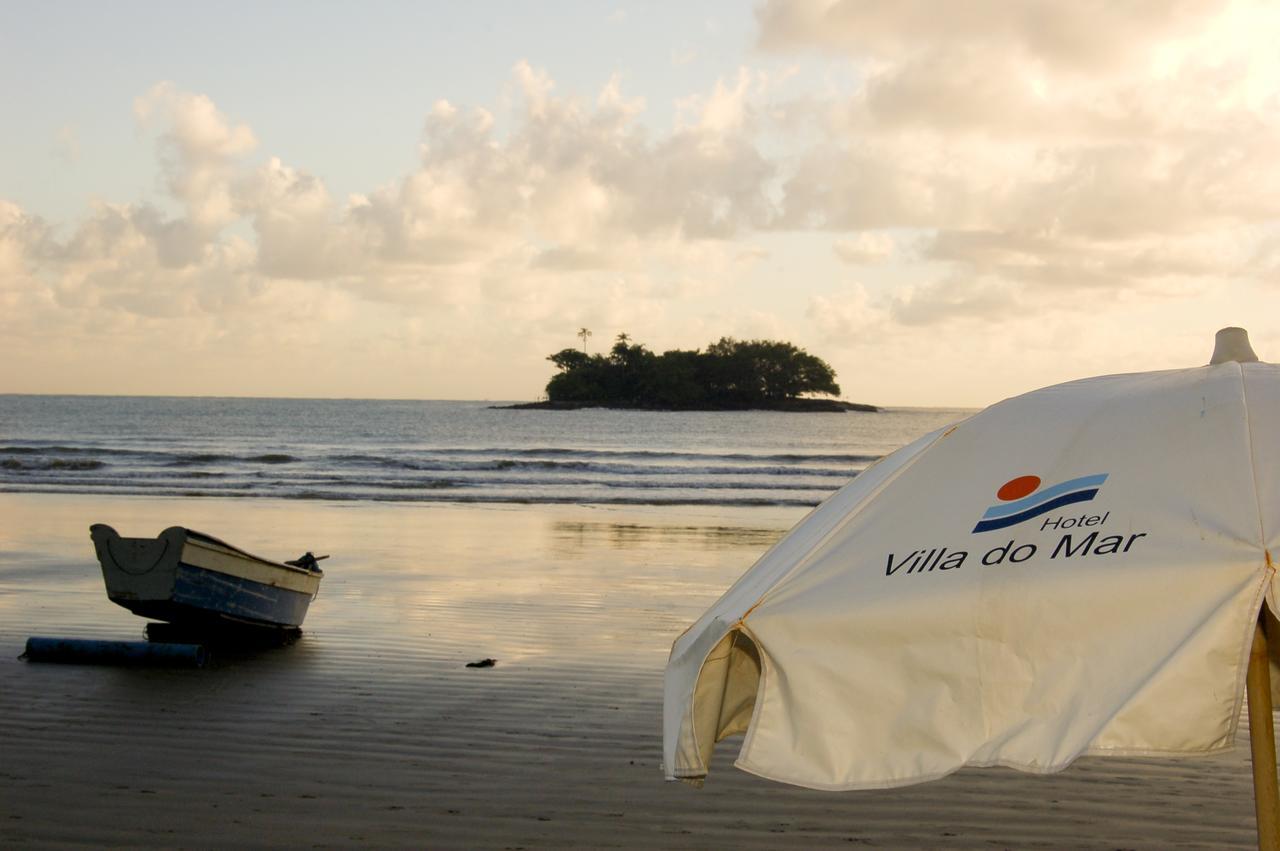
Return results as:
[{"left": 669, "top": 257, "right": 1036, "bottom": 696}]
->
[{"left": 89, "top": 524, "right": 324, "bottom": 630}]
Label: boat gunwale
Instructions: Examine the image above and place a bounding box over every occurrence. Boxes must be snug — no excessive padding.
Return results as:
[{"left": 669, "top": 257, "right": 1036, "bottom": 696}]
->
[{"left": 183, "top": 529, "right": 323, "bottom": 578}]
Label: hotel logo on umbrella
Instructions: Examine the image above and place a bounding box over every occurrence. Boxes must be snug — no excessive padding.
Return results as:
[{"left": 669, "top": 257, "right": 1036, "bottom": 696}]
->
[{"left": 972, "top": 473, "right": 1109, "bottom": 533}]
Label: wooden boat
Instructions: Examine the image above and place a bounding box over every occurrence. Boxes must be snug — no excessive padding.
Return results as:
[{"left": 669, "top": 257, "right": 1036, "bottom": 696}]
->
[{"left": 89, "top": 524, "right": 325, "bottom": 630}]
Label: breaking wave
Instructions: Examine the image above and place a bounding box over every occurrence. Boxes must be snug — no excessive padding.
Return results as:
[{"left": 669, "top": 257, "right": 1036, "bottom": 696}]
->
[{"left": 0, "top": 397, "right": 966, "bottom": 508}]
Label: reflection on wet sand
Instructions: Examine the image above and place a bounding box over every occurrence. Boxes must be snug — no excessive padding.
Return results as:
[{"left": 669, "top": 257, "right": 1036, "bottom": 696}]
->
[
  {"left": 0, "top": 492, "right": 1262, "bottom": 848},
  {"left": 0, "top": 492, "right": 798, "bottom": 674},
  {"left": 549, "top": 520, "right": 785, "bottom": 553}
]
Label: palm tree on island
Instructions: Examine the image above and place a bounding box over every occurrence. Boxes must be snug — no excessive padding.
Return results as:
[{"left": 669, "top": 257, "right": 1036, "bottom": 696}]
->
[{"left": 578, "top": 327, "right": 592, "bottom": 353}]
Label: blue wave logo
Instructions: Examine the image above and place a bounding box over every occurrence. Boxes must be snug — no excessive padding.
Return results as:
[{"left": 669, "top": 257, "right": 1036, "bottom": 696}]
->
[{"left": 972, "top": 473, "right": 1109, "bottom": 533}]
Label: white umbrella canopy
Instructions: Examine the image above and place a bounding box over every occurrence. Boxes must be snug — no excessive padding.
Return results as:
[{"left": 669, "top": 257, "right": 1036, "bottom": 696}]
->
[{"left": 664, "top": 328, "right": 1280, "bottom": 841}]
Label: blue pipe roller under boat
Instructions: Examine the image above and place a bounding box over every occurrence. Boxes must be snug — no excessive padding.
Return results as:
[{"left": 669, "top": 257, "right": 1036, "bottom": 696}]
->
[{"left": 22, "top": 636, "right": 208, "bottom": 668}]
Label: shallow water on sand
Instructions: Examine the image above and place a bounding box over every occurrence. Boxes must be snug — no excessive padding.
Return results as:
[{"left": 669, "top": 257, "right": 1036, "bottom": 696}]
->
[
  {"left": 0, "top": 493, "right": 1263, "bottom": 848},
  {"left": 0, "top": 493, "right": 797, "bottom": 662}
]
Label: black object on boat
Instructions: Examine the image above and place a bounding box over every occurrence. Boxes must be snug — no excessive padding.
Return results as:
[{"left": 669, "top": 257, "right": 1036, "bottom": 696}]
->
[
  {"left": 285, "top": 552, "right": 328, "bottom": 572},
  {"left": 21, "top": 636, "right": 208, "bottom": 668}
]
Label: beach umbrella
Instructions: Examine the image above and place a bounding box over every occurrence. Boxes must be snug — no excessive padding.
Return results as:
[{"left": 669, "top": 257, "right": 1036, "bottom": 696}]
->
[{"left": 664, "top": 327, "right": 1280, "bottom": 849}]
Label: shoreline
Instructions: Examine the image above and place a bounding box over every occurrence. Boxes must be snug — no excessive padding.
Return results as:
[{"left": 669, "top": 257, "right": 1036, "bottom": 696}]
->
[{"left": 0, "top": 492, "right": 1262, "bottom": 848}]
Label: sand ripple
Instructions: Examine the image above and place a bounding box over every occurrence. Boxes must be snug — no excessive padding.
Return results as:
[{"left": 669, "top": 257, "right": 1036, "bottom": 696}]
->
[{"left": 0, "top": 494, "right": 1262, "bottom": 848}]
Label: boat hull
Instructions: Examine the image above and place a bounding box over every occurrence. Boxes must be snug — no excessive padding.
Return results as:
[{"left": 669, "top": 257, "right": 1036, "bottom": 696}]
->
[{"left": 90, "top": 524, "right": 322, "bottom": 630}]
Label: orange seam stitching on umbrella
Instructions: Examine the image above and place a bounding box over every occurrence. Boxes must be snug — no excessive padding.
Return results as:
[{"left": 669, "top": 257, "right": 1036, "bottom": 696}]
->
[
  {"left": 680, "top": 469, "right": 855, "bottom": 648},
  {"left": 719, "top": 471, "right": 861, "bottom": 618},
  {"left": 1238, "top": 361, "right": 1269, "bottom": 555},
  {"left": 741, "top": 420, "right": 963, "bottom": 616},
  {"left": 1225, "top": 567, "right": 1274, "bottom": 750},
  {"left": 1234, "top": 361, "right": 1276, "bottom": 721},
  {"left": 685, "top": 629, "right": 733, "bottom": 775},
  {"left": 1268, "top": 549, "right": 1276, "bottom": 619},
  {"left": 683, "top": 624, "right": 761, "bottom": 777}
]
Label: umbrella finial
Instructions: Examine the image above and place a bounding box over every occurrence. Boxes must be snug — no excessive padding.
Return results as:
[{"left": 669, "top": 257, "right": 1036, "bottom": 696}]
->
[{"left": 1210, "top": 327, "right": 1259, "bottom": 365}]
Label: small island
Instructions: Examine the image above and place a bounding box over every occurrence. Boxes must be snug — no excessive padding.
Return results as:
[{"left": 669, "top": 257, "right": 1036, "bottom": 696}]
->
[{"left": 502, "top": 334, "right": 878, "bottom": 412}]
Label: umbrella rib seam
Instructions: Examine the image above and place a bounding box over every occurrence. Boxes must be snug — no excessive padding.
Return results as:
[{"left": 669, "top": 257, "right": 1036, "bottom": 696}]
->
[
  {"left": 741, "top": 423, "right": 959, "bottom": 618},
  {"left": 1224, "top": 573, "right": 1274, "bottom": 750},
  {"left": 1238, "top": 362, "right": 1270, "bottom": 559}
]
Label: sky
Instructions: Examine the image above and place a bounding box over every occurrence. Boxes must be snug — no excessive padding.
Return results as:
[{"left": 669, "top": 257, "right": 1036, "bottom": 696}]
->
[{"left": 2, "top": 0, "right": 1279, "bottom": 407}]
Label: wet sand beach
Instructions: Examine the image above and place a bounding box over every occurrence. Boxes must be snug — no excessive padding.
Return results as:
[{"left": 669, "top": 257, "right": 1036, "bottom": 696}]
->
[{"left": 0, "top": 492, "right": 1264, "bottom": 848}]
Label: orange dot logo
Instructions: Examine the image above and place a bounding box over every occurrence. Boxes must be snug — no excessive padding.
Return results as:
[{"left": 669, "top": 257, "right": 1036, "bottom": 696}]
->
[{"left": 996, "top": 475, "right": 1041, "bottom": 502}]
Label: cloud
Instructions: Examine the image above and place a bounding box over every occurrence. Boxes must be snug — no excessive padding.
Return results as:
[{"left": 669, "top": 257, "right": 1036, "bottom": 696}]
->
[
  {"left": 833, "top": 232, "right": 895, "bottom": 265},
  {"left": 241, "top": 157, "right": 351, "bottom": 280},
  {"left": 755, "top": 0, "right": 1223, "bottom": 71},
  {"left": 134, "top": 82, "right": 257, "bottom": 234},
  {"left": 310, "top": 64, "right": 776, "bottom": 278},
  {"left": 0, "top": 201, "right": 51, "bottom": 276},
  {"left": 807, "top": 285, "right": 885, "bottom": 339},
  {"left": 531, "top": 246, "right": 618, "bottom": 271},
  {"left": 2, "top": 69, "right": 790, "bottom": 397},
  {"left": 6, "top": 7, "right": 1280, "bottom": 402},
  {"left": 888, "top": 276, "right": 1023, "bottom": 326},
  {"left": 924, "top": 229, "right": 1245, "bottom": 290},
  {"left": 750, "top": 0, "right": 1280, "bottom": 327}
]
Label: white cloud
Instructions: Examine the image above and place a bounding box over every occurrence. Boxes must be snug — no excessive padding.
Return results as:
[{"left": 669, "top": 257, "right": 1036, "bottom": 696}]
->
[
  {"left": 6, "top": 5, "right": 1280, "bottom": 403},
  {"left": 750, "top": 0, "right": 1280, "bottom": 333},
  {"left": 888, "top": 276, "right": 1023, "bottom": 326},
  {"left": 755, "top": 0, "right": 1223, "bottom": 72},
  {"left": 1, "top": 69, "right": 784, "bottom": 397},
  {"left": 833, "top": 232, "right": 895, "bottom": 264},
  {"left": 807, "top": 285, "right": 885, "bottom": 339},
  {"left": 134, "top": 82, "right": 257, "bottom": 234}
]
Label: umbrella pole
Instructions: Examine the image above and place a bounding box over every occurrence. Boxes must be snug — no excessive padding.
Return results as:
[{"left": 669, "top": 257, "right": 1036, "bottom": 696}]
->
[{"left": 1247, "top": 614, "right": 1279, "bottom": 851}]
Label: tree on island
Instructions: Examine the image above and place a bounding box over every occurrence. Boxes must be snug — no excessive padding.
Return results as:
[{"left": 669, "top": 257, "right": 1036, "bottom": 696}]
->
[{"left": 543, "top": 335, "right": 844, "bottom": 409}]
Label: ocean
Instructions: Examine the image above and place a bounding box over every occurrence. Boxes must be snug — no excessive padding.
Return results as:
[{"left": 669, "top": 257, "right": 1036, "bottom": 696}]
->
[{"left": 0, "top": 395, "right": 968, "bottom": 508}]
